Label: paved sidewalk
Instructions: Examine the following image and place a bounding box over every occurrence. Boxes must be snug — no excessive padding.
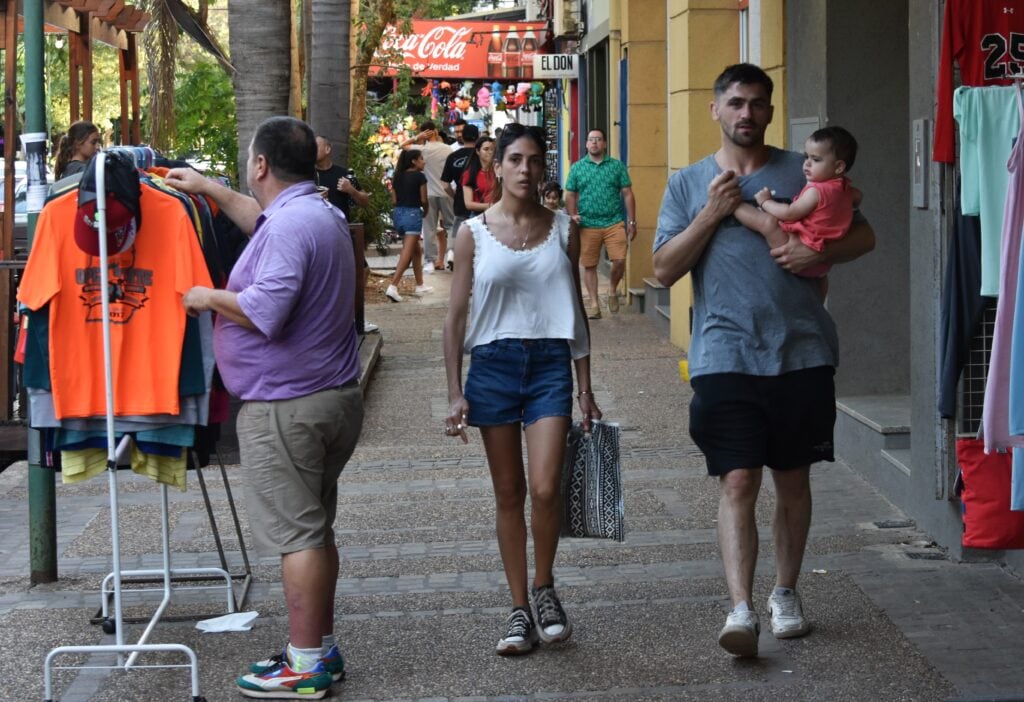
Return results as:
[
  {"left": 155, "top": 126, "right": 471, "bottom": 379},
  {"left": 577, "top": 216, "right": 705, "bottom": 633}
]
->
[{"left": 3, "top": 268, "right": 1024, "bottom": 701}]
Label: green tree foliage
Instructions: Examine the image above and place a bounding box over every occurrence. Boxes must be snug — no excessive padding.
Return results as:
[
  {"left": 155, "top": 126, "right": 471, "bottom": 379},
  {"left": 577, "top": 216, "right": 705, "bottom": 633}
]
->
[
  {"left": 348, "top": 127, "right": 393, "bottom": 252},
  {"left": 41, "top": 35, "right": 126, "bottom": 149},
  {"left": 171, "top": 59, "right": 238, "bottom": 182}
]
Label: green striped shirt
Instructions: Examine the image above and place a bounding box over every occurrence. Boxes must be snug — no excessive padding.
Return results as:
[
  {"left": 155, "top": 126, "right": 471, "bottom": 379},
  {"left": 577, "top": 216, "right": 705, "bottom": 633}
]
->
[{"left": 564, "top": 155, "right": 631, "bottom": 228}]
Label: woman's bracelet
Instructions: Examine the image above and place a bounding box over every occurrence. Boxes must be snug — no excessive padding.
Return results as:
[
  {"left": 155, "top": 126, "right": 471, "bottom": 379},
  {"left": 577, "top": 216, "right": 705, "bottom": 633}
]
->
[{"left": 577, "top": 390, "right": 593, "bottom": 399}]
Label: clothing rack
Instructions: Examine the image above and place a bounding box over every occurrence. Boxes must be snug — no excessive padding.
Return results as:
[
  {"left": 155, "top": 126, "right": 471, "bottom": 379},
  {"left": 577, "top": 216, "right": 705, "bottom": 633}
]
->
[
  {"left": 90, "top": 449, "right": 253, "bottom": 628},
  {"left": 43, "top": 152, "right": 209, "bottom": 702}
]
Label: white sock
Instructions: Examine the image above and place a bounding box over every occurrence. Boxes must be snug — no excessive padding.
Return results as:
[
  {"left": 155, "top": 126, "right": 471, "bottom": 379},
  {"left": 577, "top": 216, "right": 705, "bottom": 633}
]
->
[
  {"left": 287, "top": 643, "right": 323, "bottom": 673},
  {"left": 773, "top": 586, "right": 794, "bottom": 597},
  {"left": 732, "top": 601, "right": 751, "bottom": 613},
  {"left": 321, "top": 634, "right": 336, "bottom": 656}
]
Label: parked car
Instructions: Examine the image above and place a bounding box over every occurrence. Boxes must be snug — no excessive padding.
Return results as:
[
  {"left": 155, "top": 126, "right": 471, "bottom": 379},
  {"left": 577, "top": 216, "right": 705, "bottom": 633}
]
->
[{"left": 0, "top": 178, "right": 28, "bottom": 258}]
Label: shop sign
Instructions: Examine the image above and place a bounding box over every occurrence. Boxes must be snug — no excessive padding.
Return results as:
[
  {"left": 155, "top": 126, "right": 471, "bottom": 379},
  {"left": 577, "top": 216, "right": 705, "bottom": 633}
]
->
[
  {"left": 374, "top": 20, "right": 548, "bottom": 79},
  {"left": 533, "top": 53, "right": 578, "bottom": 79}
]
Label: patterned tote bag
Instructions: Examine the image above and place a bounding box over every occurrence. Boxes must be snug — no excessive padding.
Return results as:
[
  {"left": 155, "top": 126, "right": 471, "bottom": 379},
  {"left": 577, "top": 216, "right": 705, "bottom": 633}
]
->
[{"left": 561, "top": 420, "right": 625, "bottom": 541}]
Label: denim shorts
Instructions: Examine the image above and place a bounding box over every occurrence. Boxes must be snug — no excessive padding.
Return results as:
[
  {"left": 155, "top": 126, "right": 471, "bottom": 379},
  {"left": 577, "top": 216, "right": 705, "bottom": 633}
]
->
[
  {"left": 393, "top": 206, "right": 423, "bottom": 236},
  {"left": 464, "top": 338, "right": 573, "bottom": 427}
]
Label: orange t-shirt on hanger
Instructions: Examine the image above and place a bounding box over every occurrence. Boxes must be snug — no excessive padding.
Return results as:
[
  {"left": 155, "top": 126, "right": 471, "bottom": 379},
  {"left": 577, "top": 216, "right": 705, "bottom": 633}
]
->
[{"left": 18, "top": 183, "right": 213, "bottom": 419}]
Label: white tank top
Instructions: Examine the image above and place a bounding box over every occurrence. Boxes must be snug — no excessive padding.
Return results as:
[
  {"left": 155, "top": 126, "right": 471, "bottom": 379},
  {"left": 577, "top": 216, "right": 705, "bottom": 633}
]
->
[{"left": 464, "top": 211, "right": 590, "bottom": 359}]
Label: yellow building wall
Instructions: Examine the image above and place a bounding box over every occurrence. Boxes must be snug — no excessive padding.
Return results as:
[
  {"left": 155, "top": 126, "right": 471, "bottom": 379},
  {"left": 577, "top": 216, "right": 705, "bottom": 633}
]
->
[
  {"left": 620, "top": 0, "right": 667, "bottom": 293},
  {"left": 663, "top": 0, "right": 786, "bottom": 349}
]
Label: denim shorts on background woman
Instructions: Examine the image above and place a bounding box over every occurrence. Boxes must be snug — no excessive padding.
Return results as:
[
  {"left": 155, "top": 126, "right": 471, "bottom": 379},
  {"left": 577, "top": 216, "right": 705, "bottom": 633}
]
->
[
  {"left": 393, "top": 206, "right": 423, "bottom": 236},
  {"left": 464, "top": 338, "right": 573, "bottom": 427}
]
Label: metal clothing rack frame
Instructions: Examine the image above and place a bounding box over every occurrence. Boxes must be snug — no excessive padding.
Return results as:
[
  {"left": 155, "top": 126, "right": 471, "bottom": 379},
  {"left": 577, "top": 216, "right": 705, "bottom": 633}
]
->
[
  {"left": 91, "top": 449, "right": 253, "bottom": 628},
  {"left": 42, "top": 152, "right": 210, "bottom": 702}
]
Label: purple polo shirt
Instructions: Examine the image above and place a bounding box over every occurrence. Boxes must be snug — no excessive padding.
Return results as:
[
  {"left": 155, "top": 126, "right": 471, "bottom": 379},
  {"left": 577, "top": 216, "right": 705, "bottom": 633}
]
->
[{"left": 215, "top": 181, "right": 360, "bottom": 401}]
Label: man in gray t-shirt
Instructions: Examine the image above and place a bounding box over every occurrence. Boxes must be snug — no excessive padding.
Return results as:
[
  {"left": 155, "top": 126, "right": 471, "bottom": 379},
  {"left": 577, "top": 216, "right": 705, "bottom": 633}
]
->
[{"left": 652, "top": 64, "right": 874, "bottom": 658}]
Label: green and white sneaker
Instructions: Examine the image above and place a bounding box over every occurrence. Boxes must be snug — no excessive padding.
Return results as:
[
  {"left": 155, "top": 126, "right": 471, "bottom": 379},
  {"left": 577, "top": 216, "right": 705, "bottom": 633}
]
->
[
  {"left": 250, "top": 645, "right": 345, "bottom": 682},
  {"left": 237, "top": 658, "right": 333, "bottom": 699}
]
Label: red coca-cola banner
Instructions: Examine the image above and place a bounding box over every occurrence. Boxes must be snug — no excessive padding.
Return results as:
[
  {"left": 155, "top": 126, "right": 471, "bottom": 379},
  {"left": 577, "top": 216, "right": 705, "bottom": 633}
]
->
[{"left": 373, "top": 20, "right": 549, "bottom": 80}]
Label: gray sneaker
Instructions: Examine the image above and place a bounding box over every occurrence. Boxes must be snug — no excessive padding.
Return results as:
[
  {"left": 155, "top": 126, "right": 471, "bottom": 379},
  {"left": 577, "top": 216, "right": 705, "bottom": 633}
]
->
[
  {"left": 768, "top": 590, "right": 811, "bottom": 638},
  {"left": 718, "top": 609, "right": 760, "bottom": 657}
]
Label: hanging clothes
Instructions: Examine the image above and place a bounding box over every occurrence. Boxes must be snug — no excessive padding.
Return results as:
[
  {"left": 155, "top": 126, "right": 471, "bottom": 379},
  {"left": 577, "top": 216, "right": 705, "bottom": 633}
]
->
[
  {"left": 998, "top": 85, "right": 1024, "bottom": 512},
  {"left": 18, "top": 184, "right": 213, "bottom": 419},
  {"left": 981, "top": 85, "right": 1024, "bottom": 453},
  {"left": 934, "top": 0, "right": 1024, "bottom": 163},
  {"left": 938, "top": 186, "right": 986, "bottom": 419},
  {"left": 955, "top": 85, "right": 1020, "bottom": 296}
]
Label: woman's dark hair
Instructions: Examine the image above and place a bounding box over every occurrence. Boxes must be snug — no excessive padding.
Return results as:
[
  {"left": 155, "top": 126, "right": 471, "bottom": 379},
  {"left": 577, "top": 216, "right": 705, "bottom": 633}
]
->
[
  {"left": 494, "top": 123, "right": 546, "bottom": 163},
  {"left": 55, "top": 120, "right": 99, "bottom": 179},
  {"left": 394, "top": 148, "right": 422, "bottom": 180},
  {"left": 464, "top": 137, "right": 495, "bottom": 192},
  {"left": 251, "top": 116, "right": 317, "bottom": 183}
]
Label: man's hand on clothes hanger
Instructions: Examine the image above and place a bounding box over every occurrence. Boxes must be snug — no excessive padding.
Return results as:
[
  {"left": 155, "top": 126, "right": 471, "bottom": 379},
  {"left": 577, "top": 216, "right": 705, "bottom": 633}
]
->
[{"left": 165, "top": 167, "right": 212, "bottom": 196}]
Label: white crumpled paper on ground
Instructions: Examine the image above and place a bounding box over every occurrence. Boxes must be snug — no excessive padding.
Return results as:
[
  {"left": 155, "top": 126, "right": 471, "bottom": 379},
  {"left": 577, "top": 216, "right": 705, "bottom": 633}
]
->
[{"left": 195, "top": 611, "right": 259, "bottom": 633}]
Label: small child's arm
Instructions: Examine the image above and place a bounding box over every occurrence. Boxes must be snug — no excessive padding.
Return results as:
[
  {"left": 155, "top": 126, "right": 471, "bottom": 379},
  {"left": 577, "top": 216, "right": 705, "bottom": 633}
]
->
[{"left": 755, "top": 185, "right": 820, "bottom": 222}]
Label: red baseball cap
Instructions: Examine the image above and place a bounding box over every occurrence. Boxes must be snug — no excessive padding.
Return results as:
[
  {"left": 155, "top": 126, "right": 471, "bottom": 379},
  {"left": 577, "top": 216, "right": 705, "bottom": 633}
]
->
[{"left": 74, "top": 151, "right": 142, "bottom": 256}]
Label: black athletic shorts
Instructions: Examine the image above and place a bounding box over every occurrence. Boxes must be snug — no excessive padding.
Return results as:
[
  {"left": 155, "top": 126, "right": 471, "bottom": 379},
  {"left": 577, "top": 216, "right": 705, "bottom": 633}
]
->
[{"left": 688, "top": 366, "right": 836, "bottom": 476}]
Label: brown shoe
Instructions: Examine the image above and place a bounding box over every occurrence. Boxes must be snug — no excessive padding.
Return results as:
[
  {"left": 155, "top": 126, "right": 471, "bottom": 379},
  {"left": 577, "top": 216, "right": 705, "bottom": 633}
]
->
[
  {"left": 607, "top": 293, "right": 620, "bottom": 314},
  {"left": 586, "top": 303, "right": 601, "bottom": 319}
]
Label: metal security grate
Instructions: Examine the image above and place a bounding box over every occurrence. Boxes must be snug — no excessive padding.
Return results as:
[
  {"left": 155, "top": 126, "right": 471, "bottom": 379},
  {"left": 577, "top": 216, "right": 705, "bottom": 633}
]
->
[{"left": 959, "top": 299, "right": 998, "bottom": 436}]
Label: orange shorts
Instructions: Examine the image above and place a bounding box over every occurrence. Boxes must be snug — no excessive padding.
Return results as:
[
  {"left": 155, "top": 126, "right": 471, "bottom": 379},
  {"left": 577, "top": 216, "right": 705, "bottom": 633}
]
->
[{"left": 579, "top": 222, "right": 627, "bottom": 268}]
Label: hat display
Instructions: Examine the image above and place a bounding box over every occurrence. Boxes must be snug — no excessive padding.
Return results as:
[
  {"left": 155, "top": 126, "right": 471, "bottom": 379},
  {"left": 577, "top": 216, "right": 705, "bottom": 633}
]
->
[{"left": 75, "top": 151, "right": 142, "bottom": 256}]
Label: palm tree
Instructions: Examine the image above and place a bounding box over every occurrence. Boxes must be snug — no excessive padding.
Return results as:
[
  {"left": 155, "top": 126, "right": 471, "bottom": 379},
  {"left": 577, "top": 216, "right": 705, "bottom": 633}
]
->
[
  {"left": 143, "top": 0, "right": 178, "bottom": 151},
  {"left": 228, "top": 0, "right": 290, "bottom": 188},
  {"left": 307, "top": 0, "right": 351, "bottom": 162},
  {"left": 351, "top": 0, "right": 398, "bottom": 136}
]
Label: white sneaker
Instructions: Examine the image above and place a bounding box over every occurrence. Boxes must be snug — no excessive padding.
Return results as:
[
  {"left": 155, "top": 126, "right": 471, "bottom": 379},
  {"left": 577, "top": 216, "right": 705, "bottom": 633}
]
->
[
  {"left": 385, "top": 285, "right": 403, "bottom": 302},
  {"left": 363, "top": 322, "right": 379, "bottom": 333},
  {"left": 768, "top": 589, "right": 810, "bottom": 638},
  {"left": 718, "top": 609, "right": 760, "bottom": 657},
  {"left": 445, "top": 249, "right": 456, "bottom": 270},
  {"left": 414, "top": 285, "right": 433, "bottom": 296},
  {"left": 423, "top": 265, "right": 434, "bottom": 275}
]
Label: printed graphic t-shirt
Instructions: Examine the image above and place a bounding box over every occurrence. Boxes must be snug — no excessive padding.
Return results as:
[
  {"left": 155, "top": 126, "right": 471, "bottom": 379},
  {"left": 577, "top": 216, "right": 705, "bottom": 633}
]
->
[
  {"left": 18, "top": 184, "right": 213, "bottom": 419},
  {"left": 933, "top": 0, "right": 1024, "bottom": 163}
]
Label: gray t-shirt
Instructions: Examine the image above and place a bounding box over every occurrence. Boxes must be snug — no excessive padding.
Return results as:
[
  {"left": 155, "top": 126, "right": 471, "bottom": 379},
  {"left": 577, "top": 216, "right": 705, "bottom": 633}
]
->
[{"left": 653, "top": 148, "right": 838, "bottom": 378}]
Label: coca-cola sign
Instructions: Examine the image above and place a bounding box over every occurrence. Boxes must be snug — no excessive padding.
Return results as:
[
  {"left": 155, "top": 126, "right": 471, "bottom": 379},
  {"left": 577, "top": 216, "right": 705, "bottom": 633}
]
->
[{"left": 373, "top": 20, "right": 548, "bottom": 79}]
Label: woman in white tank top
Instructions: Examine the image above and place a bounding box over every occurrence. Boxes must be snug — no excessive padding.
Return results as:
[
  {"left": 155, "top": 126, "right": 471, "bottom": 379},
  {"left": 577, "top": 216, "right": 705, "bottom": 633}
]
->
[{"left": 443, "top": 124, "right": 602, "bottom": 656}]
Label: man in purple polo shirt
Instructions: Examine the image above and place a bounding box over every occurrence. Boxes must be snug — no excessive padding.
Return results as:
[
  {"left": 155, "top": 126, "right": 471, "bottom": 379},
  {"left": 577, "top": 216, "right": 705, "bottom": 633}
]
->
[{"left": 167, "top": 116, "right": 362, "bottom": 700}]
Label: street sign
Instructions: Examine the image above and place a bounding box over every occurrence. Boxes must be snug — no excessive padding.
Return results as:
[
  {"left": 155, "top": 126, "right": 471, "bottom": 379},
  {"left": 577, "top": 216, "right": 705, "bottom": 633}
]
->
[{"left": 533, "top": 54, "right": 579, "bottom": 79}]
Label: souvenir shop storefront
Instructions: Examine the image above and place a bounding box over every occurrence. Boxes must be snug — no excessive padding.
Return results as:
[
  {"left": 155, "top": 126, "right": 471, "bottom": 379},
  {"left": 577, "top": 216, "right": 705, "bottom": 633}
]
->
[{"left": 370, "top": 19, "right": 564, "bottom": 183}]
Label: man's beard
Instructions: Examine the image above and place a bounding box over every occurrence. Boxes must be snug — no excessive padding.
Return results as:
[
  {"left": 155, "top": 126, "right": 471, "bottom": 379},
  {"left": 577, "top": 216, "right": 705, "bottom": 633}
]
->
[{"left": 725, "top": 123, "right": 763, "bottom": 147}]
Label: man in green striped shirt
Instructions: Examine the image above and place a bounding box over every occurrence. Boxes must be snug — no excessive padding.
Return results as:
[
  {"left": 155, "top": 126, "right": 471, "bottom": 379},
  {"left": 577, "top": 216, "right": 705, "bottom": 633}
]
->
[{"left": 565, "top": 128, "right": 637, "bottom": 318}]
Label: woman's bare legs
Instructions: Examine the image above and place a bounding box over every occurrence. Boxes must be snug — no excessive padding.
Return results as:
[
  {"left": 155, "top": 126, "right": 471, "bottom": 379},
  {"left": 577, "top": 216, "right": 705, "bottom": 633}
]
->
[
  {"left": 390, "top": 235, "right": 424, "bottom": 288},
  {"left": 480, "top": 424, "right": 529, "bottom": 607},
  {"left": 524, "top": 416, "right": 571, "bottom": 587}
]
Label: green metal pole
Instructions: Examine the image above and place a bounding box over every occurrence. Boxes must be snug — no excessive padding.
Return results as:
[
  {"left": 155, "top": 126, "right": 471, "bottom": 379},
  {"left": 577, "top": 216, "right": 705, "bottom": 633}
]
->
[{"left": 24, "top": 0, "right": 56, "bottom": 584}]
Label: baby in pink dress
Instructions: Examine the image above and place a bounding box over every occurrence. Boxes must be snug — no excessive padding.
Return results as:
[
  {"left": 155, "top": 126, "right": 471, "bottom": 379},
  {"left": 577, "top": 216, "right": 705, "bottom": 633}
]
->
[{"left": 736, "top": 126, "right": 862, "bottom": 295}]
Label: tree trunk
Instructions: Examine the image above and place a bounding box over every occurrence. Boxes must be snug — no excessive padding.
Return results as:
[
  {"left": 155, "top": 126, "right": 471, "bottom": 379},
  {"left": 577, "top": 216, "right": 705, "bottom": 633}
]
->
[
  {"left": 350, "top": 0, "right": 396, "bottom": 137},
  {"left": 143, "top": 0, "right": 178, "bottom": 151},
  {"left": 228, "top": 0, "right": 290, "bottom": 190},
  {"left": 290, "top": 0, "right": 303, "bottom": 117},
  {"left": 308, "top": 0, "right": 351, "bottom": 163}
]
